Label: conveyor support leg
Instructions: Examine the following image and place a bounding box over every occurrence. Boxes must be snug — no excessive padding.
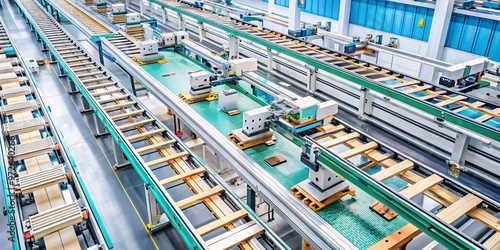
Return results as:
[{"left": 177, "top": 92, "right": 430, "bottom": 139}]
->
[
  {"left": 113, "top": 140, "right": 130, "bottom": 169},
  {"left": 449, "top": 132, "right": 470, "bottom": 172},
  {"left": 146, "top": 185, "right": 170, "bottom": 232},
  {"left": 94, "top": 113, "right": 108, "bottom": 137},
  {"left": 247, "top": 185, "right": 256, "bottom": 211},
  {"left": 228, "top": 35, "right": 239, "bottom": 59},
  {"left": 358, "top": 88, "right": 373, "bottom": 117}
]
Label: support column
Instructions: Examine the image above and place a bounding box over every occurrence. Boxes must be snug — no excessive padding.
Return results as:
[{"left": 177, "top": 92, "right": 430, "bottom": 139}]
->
[
  {"left": 96, "top": 40, "right": 105, "bottom": 65},
  {"left": 215, "top": 152, "right": 224, "bottom": 174},
  {"left": 448, "top": 132, "right": 470, "bottom": 171},
  {"left": 129, "top": 74, "right": 136, "bottom": 96},
  {"left": 267, "top": 0, "right": 276, "bottom": 15},
  {"left": 57, "top": 63, "right": 66, "bottom": 78},
  {"left": 178, "top": 13, "right": 185, "bottom": 30},
  {"left": 306, "top": 65, "right": 317, "bottom": 93},
  {"left": 421, "top": 0, "right": 454, "bottom": 83},
  {"left": 198, "top": 21, "right": 205, "bottom": 42},
  {"left": 267, "top": 48, "right": 273, "bottom": 79},
  {"left": 68, "top": 78, "right": 79, "bottom": 94},
  {"left": 80, "top": 96, "right": 92, "bottom": 113},
  {"left": 161, "top": 7, "right": 167, "bottom": 24},
  {"left": 139, "top": 0, "right": 144, "bottom": 15},
  {"left": 113, "top": 140, "right": 130, "bottom": 169},
  {"left": 94, "top": 113, "right": 108, "bottom": 137},
  {"left": 288, "top": 0, "right": 301, "bottom": 34},
  {"left": 228, "top": 35, "right": 239, "bottom": 59},
  {"left": 247, "top": 185, "right": 256, "bottom": 211},
  {"left": 145, "top": 185, "right": 170, "bottom": 232},
  {"left": 337, "top": 0, "right": 351, "bottom": 35}
]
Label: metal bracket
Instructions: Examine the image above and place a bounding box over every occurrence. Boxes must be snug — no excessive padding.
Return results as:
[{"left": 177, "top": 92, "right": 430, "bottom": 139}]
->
[
  {"left": 447, "top": 132, "right": 470, "bottom": 177},
  {"left": 300, "top": 142, "right": 320, "bottom": 171},
  {"left": 358, "top": 87, "right": 373, "bottom": 116}
]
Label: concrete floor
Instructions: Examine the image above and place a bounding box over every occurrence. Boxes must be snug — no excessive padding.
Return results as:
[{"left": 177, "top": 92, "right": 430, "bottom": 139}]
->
[{"left": 0, "top": 1, "right": 301, "bottom": 249}]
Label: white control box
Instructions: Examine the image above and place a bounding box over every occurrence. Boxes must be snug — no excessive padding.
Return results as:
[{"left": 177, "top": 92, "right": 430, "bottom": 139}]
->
[
  {"left": 160, "top": 33, "right": 175, "bottom": 47},
  {"left": 309, "top": 166, "right": 344, "bottom": 190},
  {"left": 229, "top": 58, "right": 258, "bottom": 76},
  {"left": 111, "top": 3, "right": 125, "bottom": 13},
  {"left": 126, "top": 13, "right": 140, "bottom": 24},
  {"left": 242, "top": 106, "right": 271, "bottom": 136},
  {"left": 138, "top": 40, "right": 158, "bottom": 56},
  {"left": 218, "top": 89, "right": 238, "bottom": 112},
  {"left": 26, "top": 58, "right": 39, "bottom": 73},
  {"left": 316, "top": 100, "right": 338, "bottom": 120},
  {"left": 173, "top": 31, "right": 189, "bottom": 43},
  {"left": 189, "top": 71, "right": 211, "bottom": 88}
]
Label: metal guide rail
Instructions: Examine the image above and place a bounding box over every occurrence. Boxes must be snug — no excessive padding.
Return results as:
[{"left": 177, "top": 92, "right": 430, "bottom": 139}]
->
[
  {"left": 305, "top": 119, "right": 500, "bottom": 249},
  {"left": 0, "top": 14, "right": 111, "bottom": 250},
  {"left": 16, "top": 0, "right": 287, "bottom": 249},
  {"left": 139, "top": 0, "right": 500, "bottom": 141}
]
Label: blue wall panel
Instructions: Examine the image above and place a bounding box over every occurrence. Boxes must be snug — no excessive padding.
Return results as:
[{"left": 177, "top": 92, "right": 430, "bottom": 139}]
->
[
  {"left": 445, "top": 13, "right": 500, "bottom": 61},
  {"left": 349, "top": 0, "right": 433, "bottom": 41},
  {"left": 489, "top": 24, "right": 500, "bottom": 62},
  {"left": 274, "top": 0, "right": 340, "bottom": 20}
]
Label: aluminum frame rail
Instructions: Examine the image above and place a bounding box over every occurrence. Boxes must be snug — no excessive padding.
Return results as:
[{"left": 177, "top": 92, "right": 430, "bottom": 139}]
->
[
  {"left": 0, "top": 14, "right": 112, "bottom": 250},
  {"left": 16, "top": 0, "right": 288, "bottom": 249},
  {"left": 43, "top": 0, "right": 359, "bottom": 249},
  {"left": 143, "top": 0, "right": 500, "bottom": 142}
]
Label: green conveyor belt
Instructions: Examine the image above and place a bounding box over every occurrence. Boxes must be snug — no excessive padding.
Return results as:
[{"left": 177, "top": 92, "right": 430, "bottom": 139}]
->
[{"left": 143, "top": 51, "right": 409, "bottom": 249}]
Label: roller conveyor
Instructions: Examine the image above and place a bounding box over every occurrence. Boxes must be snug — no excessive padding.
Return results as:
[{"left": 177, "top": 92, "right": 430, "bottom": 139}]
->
[
  {"left": 28, "top": 202, "right": 82, "bottom": 240},
  {"left": 3, "top": 117, "right": 46, "bottom": 136},
  {"left": 0, "top": 86, "right": 31, "bottom": 98},
  {"left": 14, "top": 0, "right": 286, "bottom": 248},
  {"left": 16, "top": 165, "right": 66, "bottom": 194},
  {"left": 13, "top": 137, "right": 56, "bottom": 161},
  {"left": 0, "top": 100, "right": 38, "bottom": 115}
]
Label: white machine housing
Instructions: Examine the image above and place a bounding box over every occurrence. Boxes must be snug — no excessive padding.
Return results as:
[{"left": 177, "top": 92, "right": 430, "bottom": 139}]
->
[
  {"left": 441, "top": 58, "right": 489, "bottom": 81},
  {"left": 316, "top": 100, "right": 338, "bottom": 121},
  {"left": 126, "top": 13, "right": 140, "bottom": 24},
  {"left": 218, "top": 89, "right": 238, "bottom": 112},
  {"left": 111, "top": 3, "right": 125, "bottom": 13},
  {"left": 229, "top": 58, "right": 258, "bottom": 76},
  {"left": 309, "top": 165, "right": 344, "bottom": 190},
  {"left": 242, "top": 106, "right": 272, "bottom": 136},
  {"left": 26, "top": 58, "right": 39, "bottom": 73},
  {"left": 160, "top": 33, "right": 176, "bottom": 47},
  {"left": 159, "top": 31, "right": 189, "bottom": 47},
  {"left": 189, "top": 71, "right": 212, "bottom": 96},
  {"left": 138, "top": 40, "right": 158, "bottom": 56}
]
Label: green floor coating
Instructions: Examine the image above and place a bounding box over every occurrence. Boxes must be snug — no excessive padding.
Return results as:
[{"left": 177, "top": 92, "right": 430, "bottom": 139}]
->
[{"left": 143, "top": 52, "right": 409, "bottom": 249}]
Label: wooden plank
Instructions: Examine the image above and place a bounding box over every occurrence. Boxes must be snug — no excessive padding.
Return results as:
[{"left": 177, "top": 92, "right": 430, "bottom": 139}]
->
[
  {"left": 338, "top": 141, "right": 378, "bottom": 159},
  {"left": 206, "top": 221, "right": 264, "bottom": 250},
  {"left": 160, "top": 167, "right": 206, "bottom": 186},
  {"left": 371, "top": 160, "right": 414, "bottom": 182},
  {"left": 136, "top": 140, "right": 176, "bottom": 154},
  {"left": 110, "top": 109, "right": 144, "bottom": 120},
  {"left": 102, "top": 101, "right": 137, "bottom": 111},
  {"left": 321, "top": 132, "right": 359, "bottom": 148},
  {"left": 476, "top": 108, "right": 500, "bottom": 122},
  {"left": 85, "top": 82, "right": 116, "bottom": 90},
  {"left": 374, "top": 76, "right": 397, "bottom": 82},
  {"left": 96, "top": 94, "right": 130, "bottom": 103},
  {"left": 176, "top": 186, "right": 224, "bottom": 209},
  {"left": 391, "top": 80, "right": 420, "bottom": 89},
  {"left": 369, "top": 194, "right": 482, "bottom": 250},
  {"left": 484, "top": 232, "right": 500, "bottom": 250},
  {"left": 403, "top": 85, "right": 432, "bottom": 94},
  {"left": 435, "top": 95, "right": 467, "bottom": 107},
  {"left": 467, "top": 209, "right": 500, "bottom": 233},
  {"left": 418, "top": 90, "right": 447, "bottom": 101},
  {"left": 196, "top": 209, "right": 248, "bottom": 236},
  {"left": 399, "top": 174, "right": 443, "bottom": 198},
  {"left": 126, "top": 129, "right": 164, "bottom": 141},
  {"left": 146, "top": 151, "right": 190, "bottom": 168},
  {"left": 81, "top": 76, "right": 110, "bottom": 84},
  {"left": 91, "top": 88, "right": 123, "bottom": 97}
]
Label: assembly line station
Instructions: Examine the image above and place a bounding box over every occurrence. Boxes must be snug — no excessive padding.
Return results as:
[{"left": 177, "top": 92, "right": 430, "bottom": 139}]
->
[{"left": 0, "top": 0, "right": 499, "bottom": 249}]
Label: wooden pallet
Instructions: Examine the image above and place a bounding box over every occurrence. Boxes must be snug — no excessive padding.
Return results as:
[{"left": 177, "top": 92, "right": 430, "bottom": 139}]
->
[
  {"left": 290, "top": 185, "right": 355, "bottom": 212},
  {"left": 178, "top": 91, "right": 218, "bottom": 104},
  {"left": 228, "top": 129, "right": 275, "bottom": 150}
]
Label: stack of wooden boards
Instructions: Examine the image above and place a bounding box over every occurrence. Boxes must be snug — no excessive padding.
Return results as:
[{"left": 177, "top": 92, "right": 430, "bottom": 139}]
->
[
  {"left": 126, "top": 25, "right": 144, "bottom": 41},
  {"left": 111, "top": 14, "right": 126, "bottom": 23},
  {"left": 81, "top": 0, "right": 93, "bottom": 5}
]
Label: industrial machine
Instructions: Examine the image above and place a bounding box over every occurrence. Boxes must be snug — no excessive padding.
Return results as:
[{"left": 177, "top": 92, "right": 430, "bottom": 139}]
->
[
  {"left": 180, "top": 0, "right": 204, "bottom": 8},
  {"left": 218, "top": 89, "right": 239, "bottom": 115},
  {"left": 159, "top": 31, "right": 189, "bottom": 47},
  {"left": 109, "top": 3, "right": 127, "bottom": 23},
  {"left": 439, "top": 58, "right": 490, "bottom": 87}
]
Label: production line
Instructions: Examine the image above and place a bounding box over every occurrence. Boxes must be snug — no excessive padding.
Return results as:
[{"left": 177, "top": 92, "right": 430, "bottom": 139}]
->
[
  {"left": 0, "top": 15, "right": 111, "bottom": 250},
  {"left": 2, "top": 0, "right": 500, "bottom": 249}
]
